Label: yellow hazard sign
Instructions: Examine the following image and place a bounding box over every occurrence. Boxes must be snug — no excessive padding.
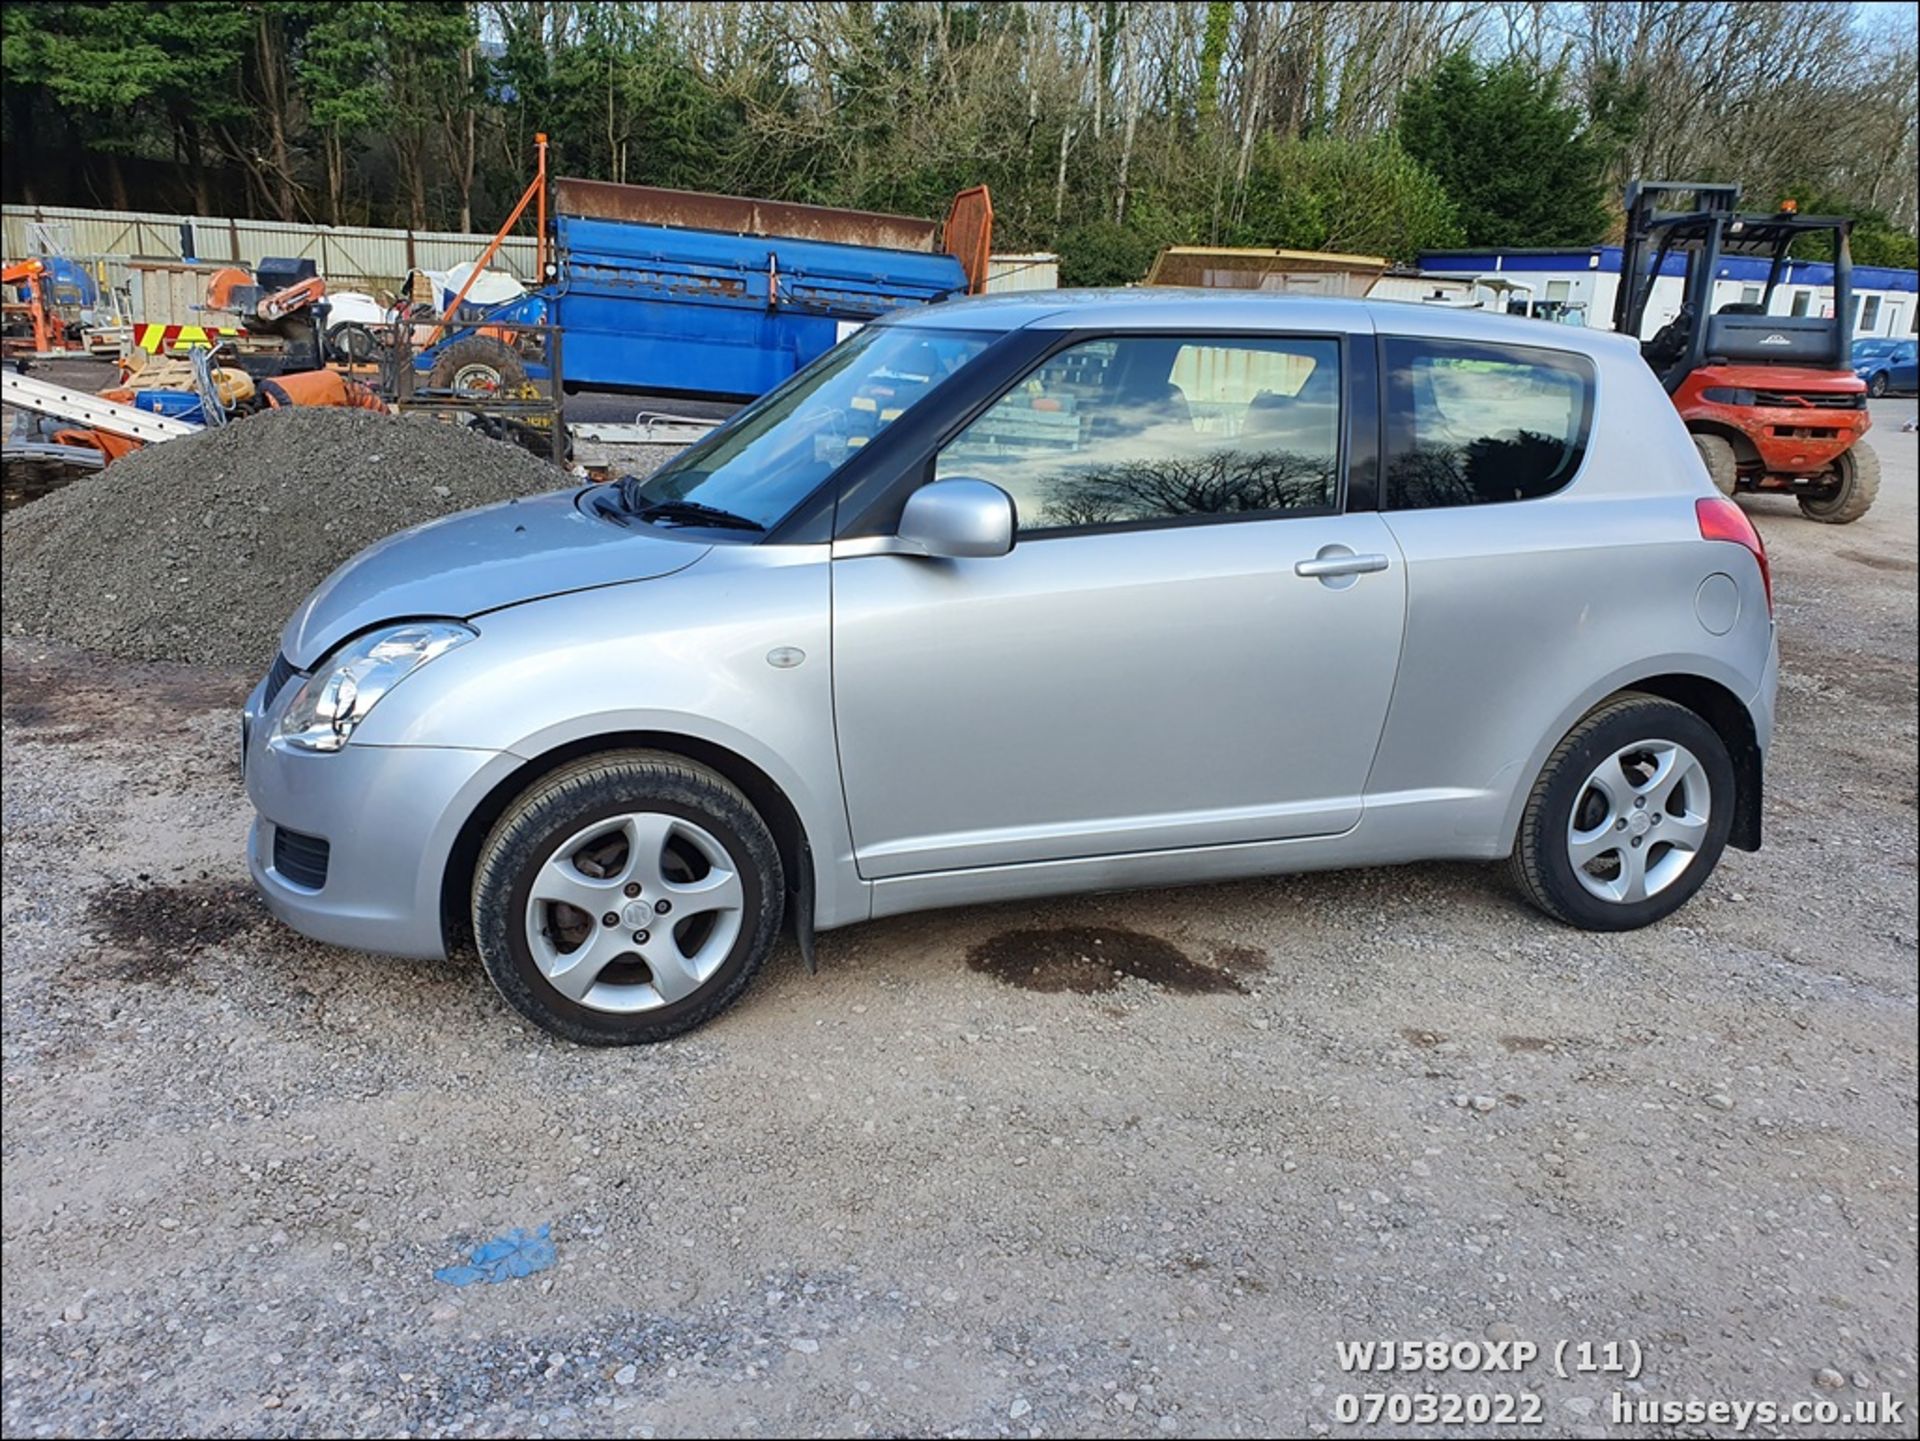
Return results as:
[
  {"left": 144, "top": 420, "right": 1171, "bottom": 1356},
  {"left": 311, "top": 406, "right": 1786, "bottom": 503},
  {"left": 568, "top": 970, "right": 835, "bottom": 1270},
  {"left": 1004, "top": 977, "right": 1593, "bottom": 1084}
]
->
[{"left": 134, "top": 324, "right": 247, "bottom": 353}]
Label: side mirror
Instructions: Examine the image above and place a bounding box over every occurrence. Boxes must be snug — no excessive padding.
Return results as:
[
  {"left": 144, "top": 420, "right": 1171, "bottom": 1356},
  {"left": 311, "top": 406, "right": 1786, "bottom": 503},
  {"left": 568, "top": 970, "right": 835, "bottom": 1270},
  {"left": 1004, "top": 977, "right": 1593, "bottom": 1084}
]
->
[{"left": 895, "top": 478, "right": 1016, "bottom": 559}]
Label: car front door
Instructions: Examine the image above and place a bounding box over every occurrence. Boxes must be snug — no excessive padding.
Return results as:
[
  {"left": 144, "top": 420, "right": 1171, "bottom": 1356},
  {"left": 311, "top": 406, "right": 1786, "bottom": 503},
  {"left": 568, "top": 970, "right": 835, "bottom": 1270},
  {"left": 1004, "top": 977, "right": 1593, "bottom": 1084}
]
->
[
  {"left": 829, "top": 328, "right": 1408, "bottom": 880},
  {"left": 1894, "top": 343, "right": 1919, "bottom": 391}
]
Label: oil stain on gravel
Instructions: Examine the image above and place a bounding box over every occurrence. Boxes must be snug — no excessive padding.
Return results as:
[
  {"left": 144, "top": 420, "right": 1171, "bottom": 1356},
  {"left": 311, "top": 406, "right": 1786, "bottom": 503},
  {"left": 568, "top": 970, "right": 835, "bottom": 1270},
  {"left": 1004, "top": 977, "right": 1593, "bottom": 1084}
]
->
[
  {"left": 1837, "top": 548, "right": 1919, "bottom": 573},
  {"left": 967, "top": 925, "right": 1251, "bottom": 995},
  {"left": 84, "top": 880, "right": 267, "bottom": 982},
  {"left": 3, "top": 648, "right": 247, "bottom": 745},
  {"left": 1500, "top": 1034, "right": 1555, "bottom": 1053}
]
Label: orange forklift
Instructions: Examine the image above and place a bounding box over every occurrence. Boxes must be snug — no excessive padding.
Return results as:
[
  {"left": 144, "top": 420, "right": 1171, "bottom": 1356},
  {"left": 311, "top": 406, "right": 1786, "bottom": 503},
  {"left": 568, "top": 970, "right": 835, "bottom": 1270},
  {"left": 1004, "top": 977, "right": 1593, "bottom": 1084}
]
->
[{"left": 1614, "top": 181, "right": 1877, "bottom": 523}]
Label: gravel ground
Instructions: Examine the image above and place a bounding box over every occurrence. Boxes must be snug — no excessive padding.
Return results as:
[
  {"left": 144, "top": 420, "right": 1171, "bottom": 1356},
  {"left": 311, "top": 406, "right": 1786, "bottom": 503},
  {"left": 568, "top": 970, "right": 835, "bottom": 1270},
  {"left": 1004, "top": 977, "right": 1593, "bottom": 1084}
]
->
[
  {"left": 1, "top": 407, "right": 579, "bottom": 671},
  {"left": 1, "top": 402, "right": 1914, "bottom": 1439}
]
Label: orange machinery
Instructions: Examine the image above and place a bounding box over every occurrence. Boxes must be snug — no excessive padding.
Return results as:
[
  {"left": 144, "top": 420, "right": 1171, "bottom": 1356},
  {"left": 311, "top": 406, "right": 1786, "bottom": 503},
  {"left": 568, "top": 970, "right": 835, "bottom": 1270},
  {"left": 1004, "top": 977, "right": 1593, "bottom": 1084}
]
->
[{"left": 2, "top": 258, "right": 87, "bottom": 357}]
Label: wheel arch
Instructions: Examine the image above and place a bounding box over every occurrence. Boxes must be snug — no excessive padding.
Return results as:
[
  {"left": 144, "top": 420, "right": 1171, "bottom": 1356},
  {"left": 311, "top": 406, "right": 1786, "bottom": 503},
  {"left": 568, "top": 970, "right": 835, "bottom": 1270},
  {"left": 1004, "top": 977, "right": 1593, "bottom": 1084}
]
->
[
  {"left": 440, "top": 731, "right": 816, "bottom": 961},
  {"left": 1563, "top": 674, "right": 1763, "bottom": 853},
  {"left": 1686, "top": 418, "right": 1762, "bottom": 468}
]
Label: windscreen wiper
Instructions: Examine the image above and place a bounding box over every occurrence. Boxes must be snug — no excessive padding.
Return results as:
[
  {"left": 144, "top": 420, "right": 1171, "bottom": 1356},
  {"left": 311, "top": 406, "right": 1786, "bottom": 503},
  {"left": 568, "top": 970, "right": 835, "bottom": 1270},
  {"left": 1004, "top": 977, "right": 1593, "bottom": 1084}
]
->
[
  {"left": 633, "top": 499, "right": 765, "bottom": 532},
  {"left": 619, "top": 485, "right": 764, "bottom": 532}
]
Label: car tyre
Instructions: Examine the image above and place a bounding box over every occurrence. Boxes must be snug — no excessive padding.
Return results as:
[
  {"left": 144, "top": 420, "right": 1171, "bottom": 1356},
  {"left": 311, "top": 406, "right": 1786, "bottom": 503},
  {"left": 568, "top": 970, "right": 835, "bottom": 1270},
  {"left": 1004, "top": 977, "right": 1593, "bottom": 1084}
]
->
[
  {"left": 1510, "top": 694, "right": 1735, "bottom": 932},
  {"left": 1867, "top": 371, "right": 1888, "bottom": 398},
  {"left": 1798, "top": 442, "right": 1879, "bottom": 524},
  {"left": 472, "top": 751, "right": 785, "bottom": 1044},
  {"left": 1691, "top": 433, "right": 1740, "bottom": 496}
]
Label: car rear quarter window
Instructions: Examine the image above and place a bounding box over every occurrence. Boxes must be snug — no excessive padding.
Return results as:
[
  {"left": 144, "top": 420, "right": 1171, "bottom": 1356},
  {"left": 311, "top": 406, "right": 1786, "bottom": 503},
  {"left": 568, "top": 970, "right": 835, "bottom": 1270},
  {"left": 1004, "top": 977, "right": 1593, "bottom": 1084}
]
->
[
  {"left": 1383, "top": 338, "right": 1595, "bottom": 510},
  {"left": 935, "top": 334, "right": 1341, "bottom": 534}
]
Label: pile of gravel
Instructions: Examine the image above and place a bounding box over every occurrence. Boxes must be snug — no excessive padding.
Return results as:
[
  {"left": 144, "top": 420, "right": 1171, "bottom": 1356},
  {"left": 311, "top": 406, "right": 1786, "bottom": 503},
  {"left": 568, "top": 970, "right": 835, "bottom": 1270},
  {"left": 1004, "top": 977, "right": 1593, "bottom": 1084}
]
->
[{"left": 2, "top": 407, "right": 578, "bottom": 671}]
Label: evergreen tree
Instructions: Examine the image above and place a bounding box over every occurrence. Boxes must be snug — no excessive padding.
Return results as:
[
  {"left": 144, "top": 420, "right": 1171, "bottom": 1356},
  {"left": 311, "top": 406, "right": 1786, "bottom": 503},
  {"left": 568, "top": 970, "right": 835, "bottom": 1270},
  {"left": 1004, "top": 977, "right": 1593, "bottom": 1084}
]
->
[{"left": 1398, "top": 49, "right": 1611, "bottom": 248}]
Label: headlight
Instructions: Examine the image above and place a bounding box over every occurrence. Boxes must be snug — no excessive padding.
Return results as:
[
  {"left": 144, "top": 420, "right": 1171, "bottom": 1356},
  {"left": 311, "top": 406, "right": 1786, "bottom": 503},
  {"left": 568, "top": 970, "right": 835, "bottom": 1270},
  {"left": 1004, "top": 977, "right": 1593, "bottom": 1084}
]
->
[{"left": 272, "top": 621, "right": 473, "bottom": 752}]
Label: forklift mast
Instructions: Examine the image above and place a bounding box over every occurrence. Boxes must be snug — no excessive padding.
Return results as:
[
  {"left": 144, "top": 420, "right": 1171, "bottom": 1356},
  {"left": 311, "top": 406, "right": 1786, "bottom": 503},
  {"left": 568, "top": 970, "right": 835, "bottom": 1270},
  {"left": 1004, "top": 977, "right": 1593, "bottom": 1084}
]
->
[
  {"left": 1613, "top": 181, "right": 1739, "bottom": 342},
  {"left": 1614, "top": 180, "right": 1855, "bottom": 389}
]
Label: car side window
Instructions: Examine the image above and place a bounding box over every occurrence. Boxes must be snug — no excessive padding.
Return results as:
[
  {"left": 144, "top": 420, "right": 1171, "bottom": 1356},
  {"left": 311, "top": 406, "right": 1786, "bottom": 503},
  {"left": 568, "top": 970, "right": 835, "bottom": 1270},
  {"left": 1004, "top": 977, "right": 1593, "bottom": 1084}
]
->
[
  {"left": 934, "top": 334, "right": 1342, "bottom": 534},
  {"left": 1383, "top": 339, "right": 1594, "bottom": 510}
]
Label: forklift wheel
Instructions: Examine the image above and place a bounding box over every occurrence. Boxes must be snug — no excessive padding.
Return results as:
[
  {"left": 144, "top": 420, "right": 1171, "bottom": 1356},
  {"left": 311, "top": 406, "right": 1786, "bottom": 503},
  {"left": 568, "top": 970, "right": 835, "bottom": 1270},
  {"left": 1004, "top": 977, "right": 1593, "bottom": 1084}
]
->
[
  {"left": 1692, "top": 434, "right": 1739, "bottom": 497},
  {"left": 1798, "top": 443, "right": 1880, "bottom": 525}
]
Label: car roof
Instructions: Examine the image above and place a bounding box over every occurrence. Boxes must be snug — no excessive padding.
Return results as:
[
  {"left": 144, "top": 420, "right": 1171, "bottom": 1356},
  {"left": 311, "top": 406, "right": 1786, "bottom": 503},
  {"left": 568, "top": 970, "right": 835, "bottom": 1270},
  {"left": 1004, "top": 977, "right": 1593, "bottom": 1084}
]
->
[{"left": 892, "top": 286, "right": 1640, "bottom": 356}]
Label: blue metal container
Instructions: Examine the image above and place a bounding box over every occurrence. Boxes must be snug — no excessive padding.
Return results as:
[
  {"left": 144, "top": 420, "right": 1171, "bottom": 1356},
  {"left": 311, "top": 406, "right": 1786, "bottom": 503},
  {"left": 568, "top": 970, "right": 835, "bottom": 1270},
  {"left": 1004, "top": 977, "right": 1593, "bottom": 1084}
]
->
[
  {"left": 417, "top": 199, "right": 972, "bottom": 400},
  {"left": 133, "top": 389, "right": 205, "bottom": 424},
  {"left": 547, "top": 214, "right": 969, "bottom": 397}
]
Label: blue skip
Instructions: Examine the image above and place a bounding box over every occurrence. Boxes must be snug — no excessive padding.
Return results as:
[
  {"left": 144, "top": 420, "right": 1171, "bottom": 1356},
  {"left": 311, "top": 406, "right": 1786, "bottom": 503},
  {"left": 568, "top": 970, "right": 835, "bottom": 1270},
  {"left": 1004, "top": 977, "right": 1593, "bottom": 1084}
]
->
[{"left": 434, "top": 1224, "right": 556, "bottom": 1286}]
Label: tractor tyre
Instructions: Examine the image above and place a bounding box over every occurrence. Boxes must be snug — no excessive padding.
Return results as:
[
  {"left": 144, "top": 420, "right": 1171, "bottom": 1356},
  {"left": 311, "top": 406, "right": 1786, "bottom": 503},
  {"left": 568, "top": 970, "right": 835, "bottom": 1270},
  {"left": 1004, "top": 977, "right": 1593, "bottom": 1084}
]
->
[
  {"left": 1692, "top": 433, "right": 1740, "bottom": 497},
  {"left": 428, "top": 337, "right": 527, "bottom": 400},
  {"left": 1799, "top": 442, "right": 1880, "bottom": 525}
]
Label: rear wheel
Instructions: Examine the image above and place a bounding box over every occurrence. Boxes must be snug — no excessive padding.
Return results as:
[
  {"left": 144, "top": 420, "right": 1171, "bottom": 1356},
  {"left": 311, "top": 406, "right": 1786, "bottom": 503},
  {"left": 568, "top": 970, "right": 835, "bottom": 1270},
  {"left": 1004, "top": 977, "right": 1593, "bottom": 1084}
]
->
[
  {"left": 1510, "top": 694, "right": 1734, "bottom": 931},
  {"left": 472, "top": 752, "right": 785, "bottom": 1044},
  {"left": 1692, "top": 433, "right": 1740, "bottom": 497},
  {"left": 427, "top": 336, "right": 527, "bottom": 400},
  {"left": 1798, "top": 442, "right": 1879, "bottom": 524}
]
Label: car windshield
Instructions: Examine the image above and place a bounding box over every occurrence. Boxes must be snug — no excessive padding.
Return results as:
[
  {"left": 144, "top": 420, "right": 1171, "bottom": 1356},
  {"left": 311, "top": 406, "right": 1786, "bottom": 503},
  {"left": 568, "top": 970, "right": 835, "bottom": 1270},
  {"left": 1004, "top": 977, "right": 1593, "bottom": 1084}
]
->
[
  {"left": 622, "top": 324, "right": 992, "bottom": 532},
  {"left": 1852, "top": 340, "right": 1899, "bottom": 359}
]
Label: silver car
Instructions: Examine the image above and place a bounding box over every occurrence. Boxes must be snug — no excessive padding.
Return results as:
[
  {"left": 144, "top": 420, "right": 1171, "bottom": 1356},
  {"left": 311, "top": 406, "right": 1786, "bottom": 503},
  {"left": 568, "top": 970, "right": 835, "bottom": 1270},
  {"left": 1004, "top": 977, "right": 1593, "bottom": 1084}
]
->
[{"left": 243, "top": 291, "right": 1779, "bottom": 1044}]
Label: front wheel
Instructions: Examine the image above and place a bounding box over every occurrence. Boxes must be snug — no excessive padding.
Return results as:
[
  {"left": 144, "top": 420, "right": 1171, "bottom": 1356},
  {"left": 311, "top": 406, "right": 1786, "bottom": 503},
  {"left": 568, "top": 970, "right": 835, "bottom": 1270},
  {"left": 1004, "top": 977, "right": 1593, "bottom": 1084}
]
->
[
  {"left": 1510, "top": 694, "right": 1735, "bottom": 931},
  {"left": 1692, "top": 433, "right": 1740, "bottom": 497},
  {"left": 472, "top": 752, "right": 785, "bottom": 1044},
  {"left": 1798, "top": 442, "right": 1879, "bottom": 524},
  {"left": 1867, "top": 371, "right": 1888, "bottom": 398}
]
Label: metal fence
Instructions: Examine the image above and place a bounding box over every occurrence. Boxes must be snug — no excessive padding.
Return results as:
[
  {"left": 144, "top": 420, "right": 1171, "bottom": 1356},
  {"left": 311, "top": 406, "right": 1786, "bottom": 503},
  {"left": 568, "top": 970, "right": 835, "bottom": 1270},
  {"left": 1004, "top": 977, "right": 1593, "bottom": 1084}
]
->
[
  {"left": 6, "top": 203, "right": 1063, "bottom": 298},
  {"left": 984, "top": 253, "right": 1060, "bottom": 293},
  {"left": 3, "top": 204, "right": 537, "bottom": 292}
]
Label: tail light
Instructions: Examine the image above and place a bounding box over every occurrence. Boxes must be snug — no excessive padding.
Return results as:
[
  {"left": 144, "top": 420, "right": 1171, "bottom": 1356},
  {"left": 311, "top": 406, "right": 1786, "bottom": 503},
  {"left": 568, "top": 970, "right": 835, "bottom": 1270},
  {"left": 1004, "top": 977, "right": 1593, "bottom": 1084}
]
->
[{"left": 1696, "top": 497, "right": 1773, "bottom": 617}]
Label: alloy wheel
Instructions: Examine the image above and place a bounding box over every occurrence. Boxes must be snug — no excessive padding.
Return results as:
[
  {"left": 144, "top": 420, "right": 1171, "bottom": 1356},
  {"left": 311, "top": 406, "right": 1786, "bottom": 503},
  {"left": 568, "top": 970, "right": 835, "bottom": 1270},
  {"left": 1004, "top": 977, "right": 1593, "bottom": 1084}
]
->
[
  {"left": 1565, "top": 740, "right": 1712, "bottom": 904},
  {"left": 524, "top": 811, "right": 745, "bottom": 1013}
]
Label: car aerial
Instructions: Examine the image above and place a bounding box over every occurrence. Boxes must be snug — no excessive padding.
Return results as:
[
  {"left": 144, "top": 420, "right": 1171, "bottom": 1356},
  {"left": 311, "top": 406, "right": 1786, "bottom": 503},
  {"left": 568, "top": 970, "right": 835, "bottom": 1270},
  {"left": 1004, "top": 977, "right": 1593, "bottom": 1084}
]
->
[
  {"left": 1851, "top": 336, "right": 1919, "bottom": 397},
  {"left": 243, "top": 290, "right": 1779, "bottom": 1045}
]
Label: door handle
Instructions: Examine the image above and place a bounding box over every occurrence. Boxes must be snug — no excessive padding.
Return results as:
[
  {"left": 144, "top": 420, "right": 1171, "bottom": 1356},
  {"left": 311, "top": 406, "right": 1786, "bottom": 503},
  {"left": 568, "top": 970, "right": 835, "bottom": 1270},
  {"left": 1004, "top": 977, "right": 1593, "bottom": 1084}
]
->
[{"left": 1294, "top": 552, "right": 1389, "bottom": 578}]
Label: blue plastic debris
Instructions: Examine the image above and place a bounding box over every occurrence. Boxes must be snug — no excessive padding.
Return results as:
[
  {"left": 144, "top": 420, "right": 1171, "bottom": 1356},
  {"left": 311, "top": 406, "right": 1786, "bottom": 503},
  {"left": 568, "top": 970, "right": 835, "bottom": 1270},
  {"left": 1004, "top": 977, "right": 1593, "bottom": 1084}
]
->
[{"left": 434, "top": 1225, "right": 556, "bottom": 1286}]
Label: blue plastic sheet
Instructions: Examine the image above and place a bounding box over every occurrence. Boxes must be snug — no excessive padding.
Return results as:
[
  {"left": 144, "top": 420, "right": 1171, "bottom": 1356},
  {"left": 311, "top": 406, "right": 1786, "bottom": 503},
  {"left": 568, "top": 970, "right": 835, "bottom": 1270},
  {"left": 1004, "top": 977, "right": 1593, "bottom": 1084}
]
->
[{"left": 434, "top": 1224, "right": 556, "bottom": 1286}]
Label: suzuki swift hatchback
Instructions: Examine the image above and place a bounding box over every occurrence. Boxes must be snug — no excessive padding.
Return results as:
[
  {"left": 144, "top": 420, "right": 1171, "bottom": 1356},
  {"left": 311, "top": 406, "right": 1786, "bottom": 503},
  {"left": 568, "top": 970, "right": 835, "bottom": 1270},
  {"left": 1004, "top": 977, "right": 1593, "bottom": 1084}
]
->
[{"left": 244, "top": 291, "right": 1779, "bottom": 1044}]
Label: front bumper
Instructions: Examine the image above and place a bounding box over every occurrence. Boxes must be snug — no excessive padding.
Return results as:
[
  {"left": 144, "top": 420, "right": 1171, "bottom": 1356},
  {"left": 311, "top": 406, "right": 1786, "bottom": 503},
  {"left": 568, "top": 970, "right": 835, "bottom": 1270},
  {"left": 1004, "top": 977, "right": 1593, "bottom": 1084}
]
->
[{"left": 243, "top": 675, "right": 521, "bottom": 958}]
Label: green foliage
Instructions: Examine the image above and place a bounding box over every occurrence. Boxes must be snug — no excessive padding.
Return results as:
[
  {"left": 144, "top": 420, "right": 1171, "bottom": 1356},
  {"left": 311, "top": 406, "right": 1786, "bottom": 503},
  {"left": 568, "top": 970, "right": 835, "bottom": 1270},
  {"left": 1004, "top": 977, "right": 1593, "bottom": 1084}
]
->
[
  {"left": 21, "top": 1, "right": 249, "bottom": 148},
  {"left": 299, "top": 5, "right": 384, "bottom": 136},
  {"left": 1233, "top": 136, "right": 1462, "bottom": 260},
  {"left": 545, "top": 24, "right": 741, "bottom": 190},
  {"left": 1853, "top": 226, "right": 1920, "bottom": 271},
  {"left": 1056, "top": 217, "right": 1168, "bottom": 287},
  {"left": 1196, "top": 2, "right": 1231, "bottom": 124},
  {"left": 1769, "top": 190, "right": 1920, "bottom": 270},
  {"left": 1399, "top": 50, "right": 1611, "bottom": 248}
]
